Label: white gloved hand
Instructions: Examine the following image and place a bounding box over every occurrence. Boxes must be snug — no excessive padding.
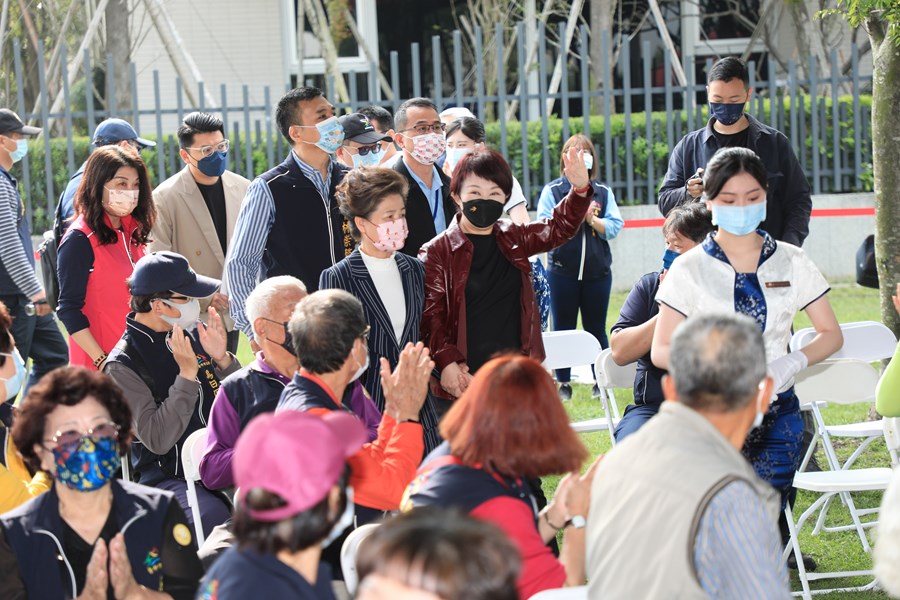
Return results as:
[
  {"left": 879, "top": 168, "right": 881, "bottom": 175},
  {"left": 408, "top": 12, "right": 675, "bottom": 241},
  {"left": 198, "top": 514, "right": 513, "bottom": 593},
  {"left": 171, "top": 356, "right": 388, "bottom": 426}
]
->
[{"left": 767, "top": 350, "right": 809, "bottom": 396}]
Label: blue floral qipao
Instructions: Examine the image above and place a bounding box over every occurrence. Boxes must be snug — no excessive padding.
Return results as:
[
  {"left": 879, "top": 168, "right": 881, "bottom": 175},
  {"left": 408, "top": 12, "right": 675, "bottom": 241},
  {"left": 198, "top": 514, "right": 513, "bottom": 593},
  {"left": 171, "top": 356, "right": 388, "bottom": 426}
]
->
[{"left": 655, "top": 230, "right": 831, "bottom": 507}]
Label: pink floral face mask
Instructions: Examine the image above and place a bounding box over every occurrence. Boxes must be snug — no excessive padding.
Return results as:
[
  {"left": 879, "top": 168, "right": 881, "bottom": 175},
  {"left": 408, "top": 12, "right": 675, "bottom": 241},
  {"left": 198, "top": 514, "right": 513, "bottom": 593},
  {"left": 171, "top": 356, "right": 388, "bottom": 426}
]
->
[
  {"left": 407, "top": 132, "right": 446, "bottom": 165},
  {"left": 366, "top": 217, "right": 408, "bottom": 252}
]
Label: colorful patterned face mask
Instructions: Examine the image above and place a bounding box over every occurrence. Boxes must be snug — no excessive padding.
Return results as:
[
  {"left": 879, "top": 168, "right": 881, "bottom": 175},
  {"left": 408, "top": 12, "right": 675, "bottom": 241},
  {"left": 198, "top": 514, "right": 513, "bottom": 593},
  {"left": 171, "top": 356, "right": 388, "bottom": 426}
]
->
[
  {"left": 52, "top": 434, "right": 121, "bottom": 491},
  {"left": 406, "top": 132, "right": 446, "bottom": 165}
]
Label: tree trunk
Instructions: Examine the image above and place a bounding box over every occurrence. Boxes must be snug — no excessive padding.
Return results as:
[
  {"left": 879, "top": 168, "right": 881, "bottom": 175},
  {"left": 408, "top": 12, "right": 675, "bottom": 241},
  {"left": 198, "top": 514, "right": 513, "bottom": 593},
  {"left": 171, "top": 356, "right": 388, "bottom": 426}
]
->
[
  {"left": 105, "top": 0, "right": 131, "bottom": 114},
  {"left": 589, "top": 0, "right": 616, "bottom": 114},
  {"left": 867, "top": 17, "right": 900, "bottom": 338}
]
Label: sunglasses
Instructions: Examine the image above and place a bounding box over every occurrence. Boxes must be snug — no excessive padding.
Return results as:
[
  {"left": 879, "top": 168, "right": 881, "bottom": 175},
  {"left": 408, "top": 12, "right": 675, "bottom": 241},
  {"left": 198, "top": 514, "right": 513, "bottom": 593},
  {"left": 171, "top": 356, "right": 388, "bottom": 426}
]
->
[{"left": 44, "top": 421, "right": 119, "bottom": 452}]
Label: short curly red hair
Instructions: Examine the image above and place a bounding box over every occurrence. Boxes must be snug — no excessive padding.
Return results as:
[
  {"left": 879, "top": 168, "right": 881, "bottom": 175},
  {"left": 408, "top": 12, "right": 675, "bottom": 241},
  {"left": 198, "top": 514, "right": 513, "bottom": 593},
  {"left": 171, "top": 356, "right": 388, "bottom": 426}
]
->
[
  {"left": 440, "top": 355, "right": 588, "bottom": 479},
  {"left": 12, "top": 367, "right": 133, "bottom": 473}
]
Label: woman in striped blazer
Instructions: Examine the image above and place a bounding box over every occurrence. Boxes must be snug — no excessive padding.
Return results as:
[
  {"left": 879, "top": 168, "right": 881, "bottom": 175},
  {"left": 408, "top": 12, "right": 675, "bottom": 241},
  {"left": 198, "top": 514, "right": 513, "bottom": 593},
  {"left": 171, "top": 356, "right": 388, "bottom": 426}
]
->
[{"left": 319, "top": 166, "right": 441, "bottom": 453}]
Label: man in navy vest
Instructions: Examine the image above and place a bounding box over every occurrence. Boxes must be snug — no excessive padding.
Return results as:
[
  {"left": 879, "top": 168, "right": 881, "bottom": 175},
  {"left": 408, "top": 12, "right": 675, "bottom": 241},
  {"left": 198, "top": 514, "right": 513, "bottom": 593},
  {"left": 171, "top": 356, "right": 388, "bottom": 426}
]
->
[
  {"left": 225, "top": 87, "right": 352, "bottom": 349},
  {"left": 105, "top": 251, "right": 241, "bottom": 536},
  {"left": 0, "top": 109, "right": 67, "bottom": 423}
]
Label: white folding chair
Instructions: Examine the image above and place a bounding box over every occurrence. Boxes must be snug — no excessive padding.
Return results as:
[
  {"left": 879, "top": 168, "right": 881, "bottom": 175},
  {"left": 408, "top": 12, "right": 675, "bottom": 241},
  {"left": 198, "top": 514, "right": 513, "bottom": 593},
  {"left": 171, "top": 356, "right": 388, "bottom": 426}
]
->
[
  {"left": 528, "top": 585, "right": 588, "bottom": 599},
  {"left": 792, "top": 359, "right": 884, "bottom": 548},
  {"left": 541, "top": 330, "right": 601, "bottom": 373},
  {"left": 340, "top": 523, "right": 379, "bottom": 595},
  {"left": 181, "top": 427, "right": 209, "bottom": 547},
  {"left": 791, "top": 321, "right": 897, "bottom": 472},
  {"left": 784, "top": 415, "right": 898, "bottom": 599},
  {"left": 570, "top": 349, "right": 634, "bottom": 444}
]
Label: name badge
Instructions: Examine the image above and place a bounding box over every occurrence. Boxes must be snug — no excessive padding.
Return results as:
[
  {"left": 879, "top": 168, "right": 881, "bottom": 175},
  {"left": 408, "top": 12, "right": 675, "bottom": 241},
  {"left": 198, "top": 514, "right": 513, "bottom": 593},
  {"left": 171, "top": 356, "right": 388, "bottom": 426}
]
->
[{"left": 765, "top": 281, "right": 791, "bottom": 288}]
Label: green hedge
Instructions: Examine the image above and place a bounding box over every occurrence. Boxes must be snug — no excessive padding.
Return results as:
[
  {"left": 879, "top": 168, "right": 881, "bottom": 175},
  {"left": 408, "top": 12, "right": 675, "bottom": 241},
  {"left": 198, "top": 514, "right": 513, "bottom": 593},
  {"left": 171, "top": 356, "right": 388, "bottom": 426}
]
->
[
  {"left": 18, "top": 93, "right": 874, "bottom": 230},
  {"left": 485, "top": 94, "right": 873, "bottom": 204}
]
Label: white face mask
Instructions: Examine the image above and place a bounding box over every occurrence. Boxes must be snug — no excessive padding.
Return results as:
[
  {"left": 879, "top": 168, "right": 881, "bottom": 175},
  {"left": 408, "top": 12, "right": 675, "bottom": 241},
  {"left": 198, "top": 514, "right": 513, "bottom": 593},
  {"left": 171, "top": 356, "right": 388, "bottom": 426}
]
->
[
  {"left": 350, "top": 343, "right": 369, "bottom": 382},
  {"left": 160, "top": 297, "right": 201, "bottom": 330},
  {"left": 583, "top": 153, "right": 594, "bottom": 172},
  {"left": 322, "top": 487, "right": 355, "bottom": 548},
  {"left": 750, "top": 387, "right": 766, "bottom": 430}
]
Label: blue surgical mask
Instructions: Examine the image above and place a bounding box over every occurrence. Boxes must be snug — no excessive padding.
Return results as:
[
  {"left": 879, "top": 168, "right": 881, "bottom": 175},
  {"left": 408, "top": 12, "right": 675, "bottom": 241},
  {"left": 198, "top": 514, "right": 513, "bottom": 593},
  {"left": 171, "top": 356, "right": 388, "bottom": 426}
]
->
[
  {"left": 313, "top": 117, "right": 345, "bottom": 154},
  {"left": 351, "top": 149, "right": 381, "bottom": 169},
  {"left": 197, "top": 151, "right": 227, "bottom": 177},
  {"left": 661, "top": 248, "right": 680, "bottom": 271},
  {"left": 8, "top": 138, "right": 27, "bottom": 163},
  {"left": 709, "top": 102, "right": 746, "bottom": 126},
  {"left": 0, "top": 349, "right": 25, "bottom": 402},
  {"left": 53, "top": 435, "right": 121, "bottom": 491},
  {"left": 710, "top": 201, "right": 767, "bottom": 236},
  {"left": 445, "top": 146, "right": 473, "bottom": 173}
]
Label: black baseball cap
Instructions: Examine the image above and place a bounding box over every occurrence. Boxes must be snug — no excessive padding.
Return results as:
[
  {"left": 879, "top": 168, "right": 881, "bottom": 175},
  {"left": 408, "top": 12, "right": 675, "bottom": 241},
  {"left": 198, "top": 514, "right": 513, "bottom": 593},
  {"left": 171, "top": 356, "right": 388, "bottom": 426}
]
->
[
  {"left": 338, "top": 113, "right": 391, "bottom": 145},
  {"left": 130, "top": 251, "right": 220, "bottom": 297},
  {"left": 0, "top": 109, "right": 41, "bottom": 136},
  {"left": 93, "top": 118, "right": 156, "bottom": 149}
]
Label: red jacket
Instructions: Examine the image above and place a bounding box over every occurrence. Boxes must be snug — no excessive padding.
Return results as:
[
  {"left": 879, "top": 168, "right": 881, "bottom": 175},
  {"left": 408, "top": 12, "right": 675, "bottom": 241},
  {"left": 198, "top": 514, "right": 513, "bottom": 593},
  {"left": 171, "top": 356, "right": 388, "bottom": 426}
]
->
[{"left": 418, "top": 188, "right": 593, "bottom": 391}]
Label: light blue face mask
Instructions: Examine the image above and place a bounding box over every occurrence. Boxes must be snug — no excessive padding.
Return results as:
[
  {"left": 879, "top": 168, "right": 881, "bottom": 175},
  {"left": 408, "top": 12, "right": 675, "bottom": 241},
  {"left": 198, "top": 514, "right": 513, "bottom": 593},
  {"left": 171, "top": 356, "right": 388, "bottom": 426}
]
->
[
  {"left": 350, "top": 148, "right": 382, "bottom": 169},
  {"left": 313, "top": 117, "right": 345, "bottom": 154},
  {"left": 710, "top": 201, "right": 766, "bottom": 236},
  {"left": 0, "top": 349, "right": 26, "bottom": 402},
  {"left": 9, "top": 138, "right": 27, "bottom": 163}
]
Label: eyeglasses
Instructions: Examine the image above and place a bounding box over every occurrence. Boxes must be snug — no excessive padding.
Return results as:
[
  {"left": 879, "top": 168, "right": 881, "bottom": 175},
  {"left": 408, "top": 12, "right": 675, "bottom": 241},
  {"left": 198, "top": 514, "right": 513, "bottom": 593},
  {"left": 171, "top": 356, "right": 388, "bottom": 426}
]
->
[
  {"left": 400, "top": 123, "right": 446, "bottom": 136},
  {"left": 359, "top": 325, "right": 371, "bottom": 341},
  {"left": 345, "top": 144, "right": 383, "bottom": 157},
  {"left": 183, "top": 139, "right": 230, "bottom": 158},
  {"left": 44, "top": 421, "right": 119, "bottom": 452}
]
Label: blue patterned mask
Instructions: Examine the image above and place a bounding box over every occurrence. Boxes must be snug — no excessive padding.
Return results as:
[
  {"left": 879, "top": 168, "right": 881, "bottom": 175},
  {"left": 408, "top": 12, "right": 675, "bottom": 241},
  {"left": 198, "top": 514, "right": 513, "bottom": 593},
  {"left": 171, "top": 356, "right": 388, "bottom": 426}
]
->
[
  {"left": 710, "top": 201, "right": 766, "bottom": 236},
  {"left": 53, "top": 435, "right": 121, "bottom": 491}
]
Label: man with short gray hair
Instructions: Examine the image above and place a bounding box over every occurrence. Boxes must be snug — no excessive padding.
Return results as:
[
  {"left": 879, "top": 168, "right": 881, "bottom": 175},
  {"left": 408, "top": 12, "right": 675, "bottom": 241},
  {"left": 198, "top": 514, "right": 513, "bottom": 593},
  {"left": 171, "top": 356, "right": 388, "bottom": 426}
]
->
[{"left": 586, "top": 313, "right": 789, "bottom": 598}]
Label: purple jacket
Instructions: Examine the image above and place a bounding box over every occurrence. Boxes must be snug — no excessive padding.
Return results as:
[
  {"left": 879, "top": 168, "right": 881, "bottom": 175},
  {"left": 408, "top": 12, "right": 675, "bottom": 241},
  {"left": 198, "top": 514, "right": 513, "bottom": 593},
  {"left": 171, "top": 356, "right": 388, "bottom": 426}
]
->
[{"left": 200, "top": 353, "right": 381, "bottom": 489}]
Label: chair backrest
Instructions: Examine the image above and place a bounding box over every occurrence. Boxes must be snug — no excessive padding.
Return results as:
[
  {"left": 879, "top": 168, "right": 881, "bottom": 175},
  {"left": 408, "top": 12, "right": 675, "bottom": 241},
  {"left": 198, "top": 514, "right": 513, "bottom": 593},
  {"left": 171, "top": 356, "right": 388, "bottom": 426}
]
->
[
  {"left": 529, "top": 585, "right": 589, "bottom": 599},
  {"left": 181, "top": 428, "right": 208, "bottom": 481},
  {"left": 341, "top": 523, "right": 379, "bottom": 595},
  {"left": 793, "top": 359, "right": 881, "bottom": 406},
  {"left": 884, "top": 417, "right": 900, "bottom": 464},
  {"left": 541, "top": 330, "right": 601, "bottom": 370},
  {"left": 790, "top": 321, "right": 897, "bottom": 362},
  {"left": 594, "top": 348, "right": 638, "bottom": 389}
]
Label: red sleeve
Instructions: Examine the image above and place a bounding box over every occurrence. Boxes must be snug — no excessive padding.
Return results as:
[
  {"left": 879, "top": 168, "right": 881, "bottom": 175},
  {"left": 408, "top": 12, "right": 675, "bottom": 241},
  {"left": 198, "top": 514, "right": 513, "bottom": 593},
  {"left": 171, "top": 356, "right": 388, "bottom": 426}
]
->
[
  {"left": 470, "top": 496, "right": 566, "bottom": 599},
  {"left": 348, "top": 414, "right": 424, "bottom": 511}
]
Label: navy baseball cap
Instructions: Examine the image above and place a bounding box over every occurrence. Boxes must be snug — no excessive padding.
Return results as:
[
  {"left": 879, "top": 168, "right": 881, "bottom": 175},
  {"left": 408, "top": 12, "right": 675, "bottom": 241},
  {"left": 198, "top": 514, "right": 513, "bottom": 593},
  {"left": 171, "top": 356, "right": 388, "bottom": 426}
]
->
[
  {"left": 339, "top": 113, "right": 391, "bottom": 144},
  {"left": 0, "top": 109, "right": 41, "bottom": 135},
  {"left": 93, "top": 118, "right": 156, "bottom": 149},
  {"left": 130, "top": 251, "right": 219, "bottom": 297}
]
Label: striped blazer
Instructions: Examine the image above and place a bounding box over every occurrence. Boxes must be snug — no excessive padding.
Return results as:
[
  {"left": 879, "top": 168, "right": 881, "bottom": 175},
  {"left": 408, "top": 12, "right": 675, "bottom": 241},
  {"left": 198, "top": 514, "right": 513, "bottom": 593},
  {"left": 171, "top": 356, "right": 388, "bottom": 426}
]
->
[{"left": 319, "top": 249, "right": 441, "bottom": 453}]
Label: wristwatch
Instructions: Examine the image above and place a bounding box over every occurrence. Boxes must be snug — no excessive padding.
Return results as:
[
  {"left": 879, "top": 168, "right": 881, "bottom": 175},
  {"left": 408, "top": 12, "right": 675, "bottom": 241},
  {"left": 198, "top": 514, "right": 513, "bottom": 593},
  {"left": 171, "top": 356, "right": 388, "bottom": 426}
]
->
[{"left": 566, "top": 515, "right": 586, "bottom": 529}]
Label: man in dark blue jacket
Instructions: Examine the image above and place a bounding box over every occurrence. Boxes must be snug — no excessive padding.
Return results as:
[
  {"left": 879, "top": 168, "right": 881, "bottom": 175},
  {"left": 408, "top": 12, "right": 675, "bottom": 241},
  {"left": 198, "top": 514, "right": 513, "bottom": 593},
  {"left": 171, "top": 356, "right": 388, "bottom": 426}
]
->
[{"left": 657, "top": 57, "right": 812, "bottom": 247}]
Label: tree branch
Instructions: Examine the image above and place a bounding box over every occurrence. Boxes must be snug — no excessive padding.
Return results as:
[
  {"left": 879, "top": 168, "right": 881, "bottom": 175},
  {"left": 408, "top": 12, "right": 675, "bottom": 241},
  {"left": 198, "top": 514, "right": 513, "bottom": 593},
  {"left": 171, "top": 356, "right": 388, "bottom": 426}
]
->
[{"left": 865, "top": 12, "right": 886, "bottom": 48}]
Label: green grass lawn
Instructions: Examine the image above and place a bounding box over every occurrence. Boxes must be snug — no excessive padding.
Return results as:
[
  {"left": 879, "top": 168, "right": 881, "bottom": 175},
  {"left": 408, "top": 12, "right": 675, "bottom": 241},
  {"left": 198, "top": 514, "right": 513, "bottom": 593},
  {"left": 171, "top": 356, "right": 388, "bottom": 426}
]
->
[{"left": 555, "top": 281, "right": 890, "bottom": 598}]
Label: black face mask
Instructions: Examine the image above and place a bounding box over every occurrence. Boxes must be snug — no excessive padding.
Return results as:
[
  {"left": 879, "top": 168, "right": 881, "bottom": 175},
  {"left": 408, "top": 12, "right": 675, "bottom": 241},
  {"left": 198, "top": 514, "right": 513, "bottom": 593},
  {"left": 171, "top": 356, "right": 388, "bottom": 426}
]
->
[
  {"left": 462, "top": 199, "right": 504, "bottom": 229},
  {"left": 262, "top": 318, "right": 296, "bottom": 356},
  {"left": 280, "top": 322, "right": 296, "bottom": 356}
]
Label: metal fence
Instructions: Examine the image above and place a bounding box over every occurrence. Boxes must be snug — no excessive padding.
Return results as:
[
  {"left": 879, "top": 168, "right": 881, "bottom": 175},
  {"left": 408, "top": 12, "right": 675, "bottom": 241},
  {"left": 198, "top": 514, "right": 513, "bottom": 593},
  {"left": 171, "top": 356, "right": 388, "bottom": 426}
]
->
[{"left": 9, "top": 20, "right": 874, "bottom": 229}]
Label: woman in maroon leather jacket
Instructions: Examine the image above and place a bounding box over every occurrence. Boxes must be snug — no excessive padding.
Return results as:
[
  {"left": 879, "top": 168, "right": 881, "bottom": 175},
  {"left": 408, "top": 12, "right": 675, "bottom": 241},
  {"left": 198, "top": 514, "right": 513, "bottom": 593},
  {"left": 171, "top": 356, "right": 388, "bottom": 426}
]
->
[{"left": 418, "top": 148, "right": 592, "bottom": 402}]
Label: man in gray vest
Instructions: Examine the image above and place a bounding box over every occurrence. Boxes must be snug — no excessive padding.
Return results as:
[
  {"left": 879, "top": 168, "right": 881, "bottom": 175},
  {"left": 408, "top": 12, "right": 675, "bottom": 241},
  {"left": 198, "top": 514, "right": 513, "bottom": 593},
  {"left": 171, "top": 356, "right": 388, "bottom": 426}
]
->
[{"left": 587, "top": 313, "right": 789, "bottom": 598}]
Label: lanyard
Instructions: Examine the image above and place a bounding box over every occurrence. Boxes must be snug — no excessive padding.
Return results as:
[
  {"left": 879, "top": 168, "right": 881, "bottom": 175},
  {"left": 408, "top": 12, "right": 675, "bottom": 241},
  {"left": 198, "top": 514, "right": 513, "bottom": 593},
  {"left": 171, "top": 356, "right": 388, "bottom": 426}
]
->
[{"left": 431, "top": 189, "right": 440, "bottom": 222}]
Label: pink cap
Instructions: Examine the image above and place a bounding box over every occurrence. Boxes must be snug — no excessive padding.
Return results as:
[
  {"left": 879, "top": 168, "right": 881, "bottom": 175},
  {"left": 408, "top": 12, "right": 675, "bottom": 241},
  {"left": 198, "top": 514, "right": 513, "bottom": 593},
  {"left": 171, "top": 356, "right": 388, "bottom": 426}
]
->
[{"left": 233, "top": 411, "right": 367, "bottom": 522}]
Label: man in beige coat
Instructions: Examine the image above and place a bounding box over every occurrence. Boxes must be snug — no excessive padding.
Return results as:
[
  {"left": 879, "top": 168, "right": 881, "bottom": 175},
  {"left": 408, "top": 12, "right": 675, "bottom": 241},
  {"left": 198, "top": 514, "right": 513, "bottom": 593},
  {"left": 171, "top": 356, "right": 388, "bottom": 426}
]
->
[{"left": 150, "top": 112, "right": 250, "bottom": 353}]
